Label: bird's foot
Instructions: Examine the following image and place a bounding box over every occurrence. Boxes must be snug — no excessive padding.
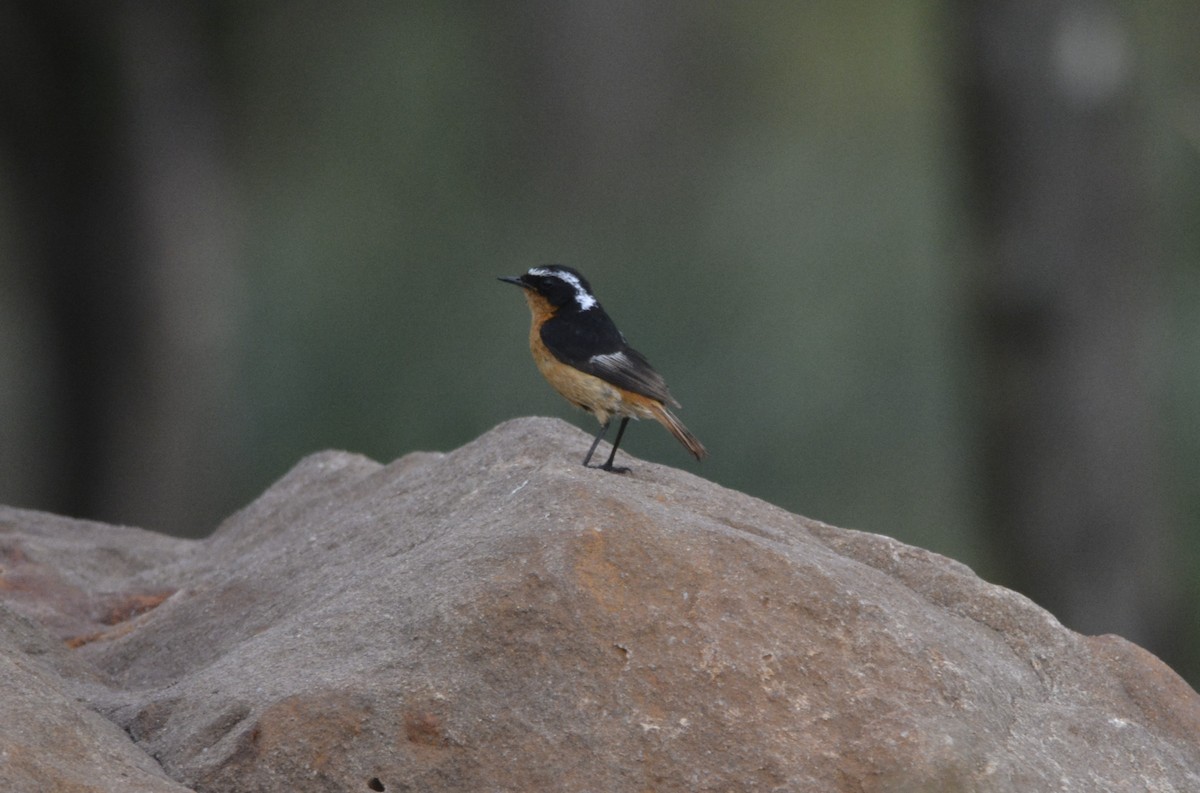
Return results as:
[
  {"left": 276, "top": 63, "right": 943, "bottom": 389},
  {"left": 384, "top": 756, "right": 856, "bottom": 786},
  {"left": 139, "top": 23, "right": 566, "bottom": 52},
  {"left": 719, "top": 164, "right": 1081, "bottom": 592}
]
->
[{"left": 590, "top": 462, "right": 630, "bottom": 474}]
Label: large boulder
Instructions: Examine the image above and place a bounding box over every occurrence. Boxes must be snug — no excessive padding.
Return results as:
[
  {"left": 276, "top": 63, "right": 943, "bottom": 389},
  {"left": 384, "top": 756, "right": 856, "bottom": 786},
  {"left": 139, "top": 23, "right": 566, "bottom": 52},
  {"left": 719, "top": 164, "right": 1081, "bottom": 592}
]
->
[{"left": 2, "top": 417, "right": 1198, "bottom": 791}]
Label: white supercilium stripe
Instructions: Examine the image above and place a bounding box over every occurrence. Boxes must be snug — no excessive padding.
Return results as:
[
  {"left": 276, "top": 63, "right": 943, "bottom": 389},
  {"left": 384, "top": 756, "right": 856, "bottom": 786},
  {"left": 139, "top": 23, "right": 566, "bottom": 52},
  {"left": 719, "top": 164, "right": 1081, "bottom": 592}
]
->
[{"left": 529, "top": 267, "right": 597, "bottom": 310}]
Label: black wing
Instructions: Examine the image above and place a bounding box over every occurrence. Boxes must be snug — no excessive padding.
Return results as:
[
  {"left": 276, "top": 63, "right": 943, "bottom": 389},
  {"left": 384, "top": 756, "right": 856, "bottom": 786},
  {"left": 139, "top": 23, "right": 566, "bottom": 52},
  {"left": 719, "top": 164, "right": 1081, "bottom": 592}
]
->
[
  {"left": 581, "top": 347, "right": 679, "bottom": 407},
  {"left": 540, "top": 310, "right": 679, "bottom": 406}
]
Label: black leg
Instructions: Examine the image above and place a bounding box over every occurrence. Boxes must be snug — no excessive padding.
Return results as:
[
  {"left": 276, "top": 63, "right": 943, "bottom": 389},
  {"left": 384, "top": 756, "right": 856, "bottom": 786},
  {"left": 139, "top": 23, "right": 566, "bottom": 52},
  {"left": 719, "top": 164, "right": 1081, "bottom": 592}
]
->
[
  {"left": 581, "top": 419, "right": 611, "bottom": 467},
  {"left": 600, "top": 417, "right": 631, "bottom": 473}
]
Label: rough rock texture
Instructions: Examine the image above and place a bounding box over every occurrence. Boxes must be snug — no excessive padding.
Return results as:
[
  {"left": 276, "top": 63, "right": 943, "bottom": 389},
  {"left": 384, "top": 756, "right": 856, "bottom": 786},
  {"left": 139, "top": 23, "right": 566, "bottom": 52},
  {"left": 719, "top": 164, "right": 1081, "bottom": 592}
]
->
[
  {"left": 1, "top": 417, "right": 1198, "bottom": 792},
  {"left": 0, "top": 521, "right": 193, "bottom": 793}
]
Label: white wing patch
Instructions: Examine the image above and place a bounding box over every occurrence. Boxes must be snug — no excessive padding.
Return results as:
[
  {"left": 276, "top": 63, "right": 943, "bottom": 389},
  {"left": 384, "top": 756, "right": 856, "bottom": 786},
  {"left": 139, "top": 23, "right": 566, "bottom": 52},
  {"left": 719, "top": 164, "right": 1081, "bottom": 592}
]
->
[
  {"left": 588, "top": 350, "right": 632, "bottom": 369},
  {"left": 529, "top": 267, "right": 597, "bottom": 310}
]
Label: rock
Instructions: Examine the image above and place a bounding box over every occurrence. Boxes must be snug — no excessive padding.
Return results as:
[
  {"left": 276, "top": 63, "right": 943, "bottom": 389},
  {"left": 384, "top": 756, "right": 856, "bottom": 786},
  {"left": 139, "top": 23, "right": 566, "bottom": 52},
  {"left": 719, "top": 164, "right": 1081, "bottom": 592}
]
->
[
  {"left": 0, "top": 509, "right": 193, "bottom": 792},
  {"left": 0, "top": 509, "right": 188, "bottom": 648},
  {"left": 2, "top": 416, "right": 1198, "bottom": 792},
  {"left": 0, "top": 604, "right": 193, "bottom": 792}
]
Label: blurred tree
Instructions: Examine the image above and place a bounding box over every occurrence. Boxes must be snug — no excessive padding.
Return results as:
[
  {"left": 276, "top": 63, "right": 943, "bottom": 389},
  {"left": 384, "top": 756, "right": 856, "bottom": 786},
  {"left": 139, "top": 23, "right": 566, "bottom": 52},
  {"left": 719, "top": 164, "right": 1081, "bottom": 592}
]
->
[
  {"left": 0, "top": 2, "right": 238, "bottom": 536},
  {"left": 955, "top": 0, "right": 1185, "bottom": 662}
]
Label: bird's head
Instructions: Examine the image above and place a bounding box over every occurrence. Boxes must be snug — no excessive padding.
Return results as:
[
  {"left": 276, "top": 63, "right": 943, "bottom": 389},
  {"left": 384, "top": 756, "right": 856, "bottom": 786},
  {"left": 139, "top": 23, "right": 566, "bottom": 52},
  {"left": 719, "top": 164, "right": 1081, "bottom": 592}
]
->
[{"left": 499, "top": 265, "right": 598, "bottom": 312}]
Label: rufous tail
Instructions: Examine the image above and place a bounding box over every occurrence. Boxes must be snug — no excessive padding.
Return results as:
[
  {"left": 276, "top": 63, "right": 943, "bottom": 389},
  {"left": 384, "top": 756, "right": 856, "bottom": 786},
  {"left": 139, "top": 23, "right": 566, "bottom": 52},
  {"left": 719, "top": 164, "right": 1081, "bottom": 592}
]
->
[{"left": 650, "top": 403, "right": 708, "bottom": 461}]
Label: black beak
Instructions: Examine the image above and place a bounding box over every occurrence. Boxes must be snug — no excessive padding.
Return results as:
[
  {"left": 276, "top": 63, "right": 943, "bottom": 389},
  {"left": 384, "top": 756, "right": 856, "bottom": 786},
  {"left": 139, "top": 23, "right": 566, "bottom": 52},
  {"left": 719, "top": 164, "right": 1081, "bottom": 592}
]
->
[{"left": 498, "top": 275, "right": 528, "bottom": 288}]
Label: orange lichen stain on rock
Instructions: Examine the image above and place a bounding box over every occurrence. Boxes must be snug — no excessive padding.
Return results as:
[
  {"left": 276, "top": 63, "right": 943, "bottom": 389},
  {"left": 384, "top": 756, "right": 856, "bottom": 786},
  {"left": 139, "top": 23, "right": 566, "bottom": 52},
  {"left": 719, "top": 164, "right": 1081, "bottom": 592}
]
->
[
  {"left": 249, "top": 692, "right": 371, "bottom": 772},
  {"left": 65, "top": 589, "right": 177, "bottom": 648},
  {"left": 572, "top": 527, "right": 630, "bottom": 615},
  {"left": 0, "top": 556, "right": 72, "bottom": 597},
  {"left": 97, "top": 589, "right": 175, "bottom": 625},
  {"left": 403, "top": 711, "right": 448, "bottom": 747},
  {"left": 65, "top": 621, "right": 138, "bottom": 649}
]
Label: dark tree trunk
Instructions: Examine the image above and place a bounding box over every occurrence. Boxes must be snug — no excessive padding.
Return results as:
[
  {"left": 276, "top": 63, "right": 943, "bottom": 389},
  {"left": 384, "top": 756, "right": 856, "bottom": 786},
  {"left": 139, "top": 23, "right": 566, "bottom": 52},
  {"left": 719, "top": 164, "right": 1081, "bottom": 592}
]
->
[
  {"left": 954, "top": 1, "right": 1184, "bottom": 662},
  {"left": 0, "top": 2, "right": 237, "bottom": 536}
]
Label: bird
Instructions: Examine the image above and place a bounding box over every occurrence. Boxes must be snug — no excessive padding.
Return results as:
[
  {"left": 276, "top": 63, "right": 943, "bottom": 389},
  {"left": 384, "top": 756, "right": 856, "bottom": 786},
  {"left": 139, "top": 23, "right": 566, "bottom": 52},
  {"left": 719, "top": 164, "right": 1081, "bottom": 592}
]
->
[{"left": 499, "top": 265, "right": 707, "bottom": 472}]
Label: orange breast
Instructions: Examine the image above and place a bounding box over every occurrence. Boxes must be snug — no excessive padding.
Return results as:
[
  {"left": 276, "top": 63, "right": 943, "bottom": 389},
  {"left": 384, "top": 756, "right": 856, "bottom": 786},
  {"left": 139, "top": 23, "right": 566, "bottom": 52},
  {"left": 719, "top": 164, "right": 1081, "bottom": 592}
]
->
[{"left": 523, "top": 292, "right": 659, "bottom": 425}]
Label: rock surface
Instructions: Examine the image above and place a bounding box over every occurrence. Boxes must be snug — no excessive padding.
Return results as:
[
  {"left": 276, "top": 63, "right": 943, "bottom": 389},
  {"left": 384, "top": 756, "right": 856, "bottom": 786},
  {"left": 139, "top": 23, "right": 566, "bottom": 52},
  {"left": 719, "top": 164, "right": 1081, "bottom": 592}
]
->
[
  {"left": 1, "top": 416, "right": 1198, "bottom": 792},
  {"left": 0, "top": 519, "right": 193, "bottom": 793}
]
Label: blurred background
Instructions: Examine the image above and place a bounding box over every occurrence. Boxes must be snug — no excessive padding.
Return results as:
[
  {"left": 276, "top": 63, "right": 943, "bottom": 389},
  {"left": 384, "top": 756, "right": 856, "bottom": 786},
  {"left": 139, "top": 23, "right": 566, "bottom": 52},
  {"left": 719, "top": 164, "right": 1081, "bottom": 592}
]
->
[{"left": 1, "top": 2, "right": 1197, "bottom": 683}]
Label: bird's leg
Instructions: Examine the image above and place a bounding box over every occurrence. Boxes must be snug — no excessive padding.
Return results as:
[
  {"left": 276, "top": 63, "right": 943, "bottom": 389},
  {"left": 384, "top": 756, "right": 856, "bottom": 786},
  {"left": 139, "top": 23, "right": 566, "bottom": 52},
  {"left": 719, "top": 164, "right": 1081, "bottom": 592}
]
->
[
  {"left": 582, "top": 419, "right": 611, "bottom": 467},
  {"left": 599, "top": 417, "right": 631, "bottom": 473}
]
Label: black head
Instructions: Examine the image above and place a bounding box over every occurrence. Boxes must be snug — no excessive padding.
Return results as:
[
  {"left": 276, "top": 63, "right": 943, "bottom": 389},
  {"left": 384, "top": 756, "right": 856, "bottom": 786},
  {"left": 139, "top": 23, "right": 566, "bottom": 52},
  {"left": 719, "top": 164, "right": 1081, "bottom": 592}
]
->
[{"left": 498, "top": 265, "right": 599, "bottom": 312}]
